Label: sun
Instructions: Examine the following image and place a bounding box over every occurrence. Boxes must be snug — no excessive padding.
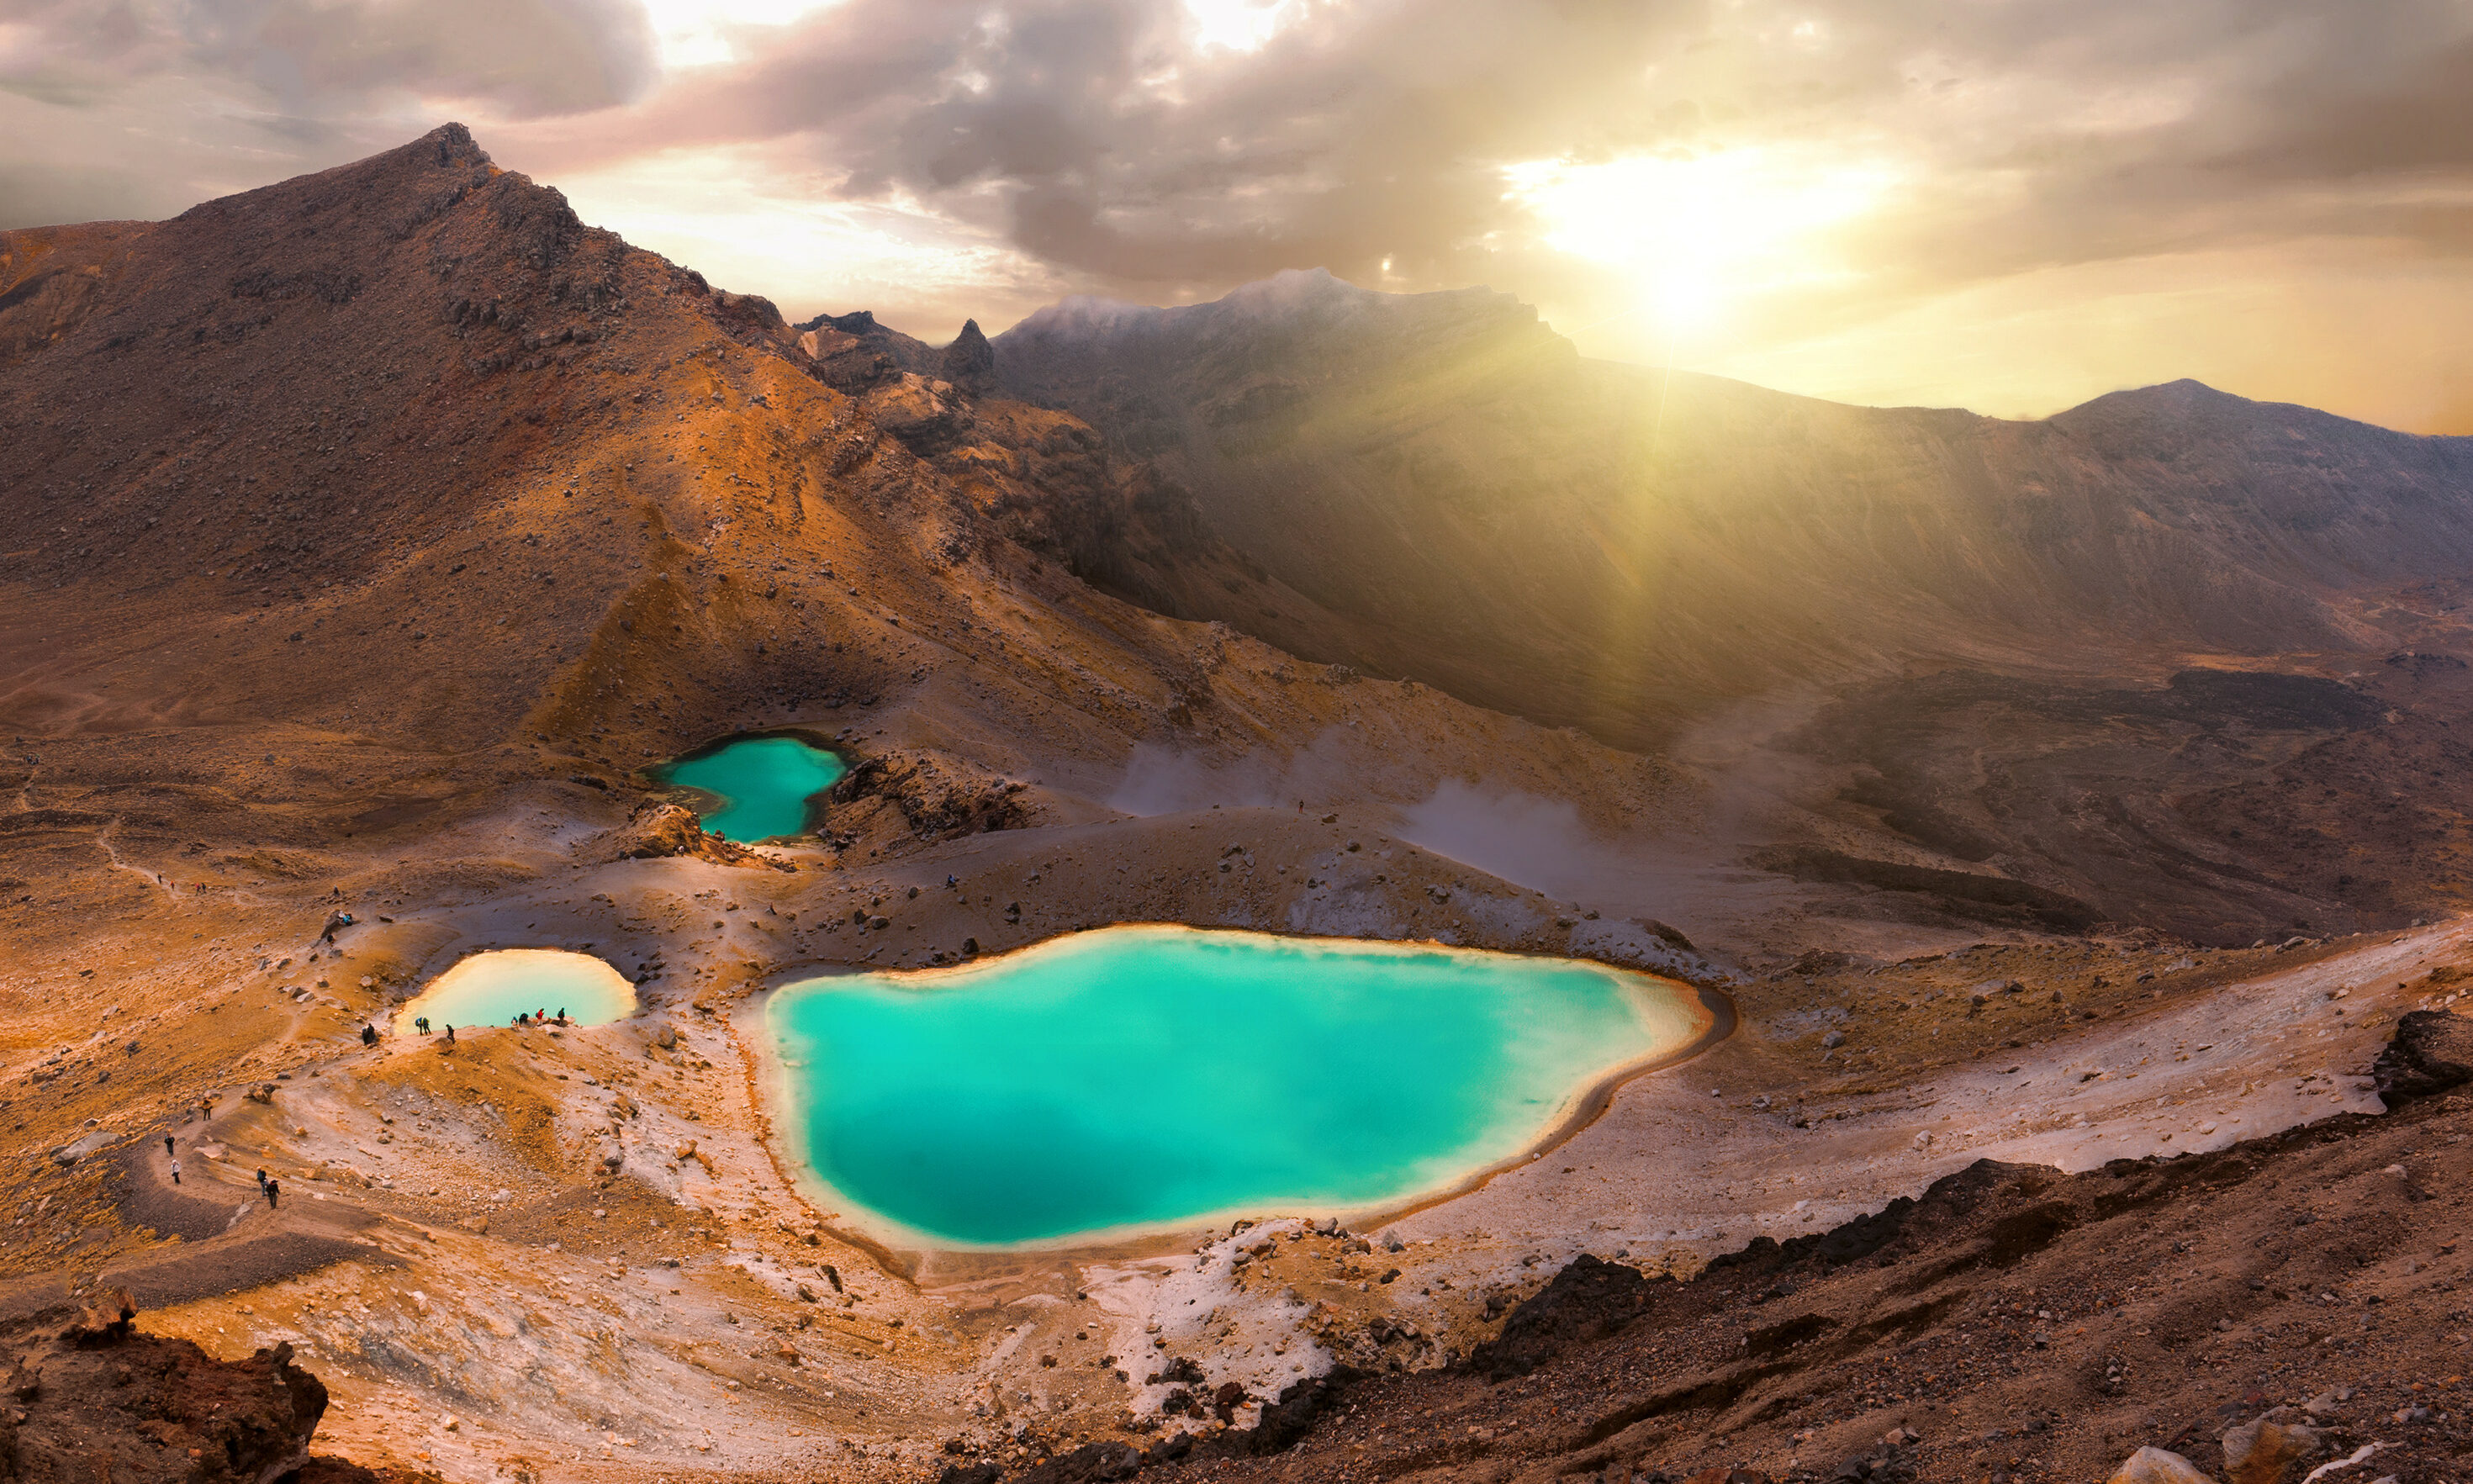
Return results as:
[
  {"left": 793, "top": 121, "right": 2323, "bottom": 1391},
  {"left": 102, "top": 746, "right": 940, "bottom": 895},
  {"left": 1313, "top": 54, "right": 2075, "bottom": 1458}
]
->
[{"left": 1503, "top": 147, "right": 1898, "bottom": 339}]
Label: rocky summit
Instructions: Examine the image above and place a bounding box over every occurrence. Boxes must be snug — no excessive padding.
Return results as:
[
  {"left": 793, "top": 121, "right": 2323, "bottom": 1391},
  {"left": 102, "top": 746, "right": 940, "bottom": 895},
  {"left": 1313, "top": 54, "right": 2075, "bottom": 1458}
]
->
[{"left": 3, "top": 127, "right": 2471, "bottom": 1484}]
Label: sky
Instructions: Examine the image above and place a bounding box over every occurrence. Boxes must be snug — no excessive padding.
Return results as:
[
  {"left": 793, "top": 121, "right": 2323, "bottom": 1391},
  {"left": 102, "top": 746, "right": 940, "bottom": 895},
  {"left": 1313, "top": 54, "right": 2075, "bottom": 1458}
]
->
[{"left": 5, "top": 0, "right": 2473, "bottom": 431}]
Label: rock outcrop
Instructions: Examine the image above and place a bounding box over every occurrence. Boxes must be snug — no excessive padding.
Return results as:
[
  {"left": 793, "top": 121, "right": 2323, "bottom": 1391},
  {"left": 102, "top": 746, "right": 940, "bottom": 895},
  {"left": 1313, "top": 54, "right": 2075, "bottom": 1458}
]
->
[
  {"left": 793, "top": 307, "right": 939, "bottom": 390},
  {"left": 940, "top": 318, "right": 998, "bottom": 397},
  {"left": 1464, "top": 1253, "right": 1659, "bottom": 1381},
  {"left": 0, "top": 1296, "right": 378, "bottom": 1484},
  {"left": 2374, "top": 1008, "right": 2473, "bottom": 1098}
]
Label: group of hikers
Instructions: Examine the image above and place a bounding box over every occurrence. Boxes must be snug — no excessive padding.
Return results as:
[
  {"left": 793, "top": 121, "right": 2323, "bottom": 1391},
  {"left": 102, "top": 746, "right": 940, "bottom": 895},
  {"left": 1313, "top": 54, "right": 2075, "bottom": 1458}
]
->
[
  {"left": 157, "top": 1133, "right": 278, "bottom": 1208},
  {"left": 161, "top": 976, "right": 579, "bottom": 1215},
  {"left": 386, "top": 1008, "right": 568, "bottom": 1040}
]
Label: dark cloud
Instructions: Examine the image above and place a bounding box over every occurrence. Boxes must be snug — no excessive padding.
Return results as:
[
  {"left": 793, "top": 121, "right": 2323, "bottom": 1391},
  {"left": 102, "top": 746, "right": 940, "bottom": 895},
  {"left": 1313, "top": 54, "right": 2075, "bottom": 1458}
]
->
[
  {"left": 10, "top": 0, "right": 2473, "bottom": 425},
  {"left": 24, "top": 0, "right": 2473, "bottom": 290},
  {"left": 490, "top": 0, "right": 2473, "bottom": 312},
  {"left": 0, "top": 0, "right": 656, "bottom": 124}
]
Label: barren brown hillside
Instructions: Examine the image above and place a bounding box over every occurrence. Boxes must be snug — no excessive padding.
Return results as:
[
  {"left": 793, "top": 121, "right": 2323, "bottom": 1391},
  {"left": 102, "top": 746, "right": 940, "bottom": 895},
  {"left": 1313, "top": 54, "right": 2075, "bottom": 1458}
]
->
[
  {"left": 8, "top": 127, "right": 2473, "bottom": 1484},
  {"left": 993, "top": 271, "right": 2473, "bottom": 738}
]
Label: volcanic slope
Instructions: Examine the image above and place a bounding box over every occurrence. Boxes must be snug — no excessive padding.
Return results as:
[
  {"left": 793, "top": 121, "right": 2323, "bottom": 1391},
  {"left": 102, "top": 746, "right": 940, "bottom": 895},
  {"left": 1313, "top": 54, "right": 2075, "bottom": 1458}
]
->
[
  {"left": 1, "top": 124, "right": 1584, "bottom": 958},
  {"left": 0, "top": 124, "right": 1763, "bottom": 1484},
  {"left": 993, "top": 270, "right": 2473, "bottom": 743},
  {"left": 996, "top": 272, "right": 2473, "bottom": 943},
  {"left": 0, "top": 120, "right": 1717, "bottom": 1254},
  {"left": 0, "top": 116, "right": 1725, "bottom": 1191},
  {"left": 11, "top": 128, "right": 2473, "bottom": 1484},
  {"left": 0, "top": 123, "right": 1335, "bottom": 759}
]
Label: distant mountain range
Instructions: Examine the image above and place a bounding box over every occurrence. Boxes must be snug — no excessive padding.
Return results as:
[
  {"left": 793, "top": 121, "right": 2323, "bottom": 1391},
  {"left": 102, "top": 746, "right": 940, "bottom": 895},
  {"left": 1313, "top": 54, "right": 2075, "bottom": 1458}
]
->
[
  {"left": 996, "top": 269, "right": 2473, "bottom": 746},
  {"left": 12, "top": 127, "right": 2473, "bottom": 948}
]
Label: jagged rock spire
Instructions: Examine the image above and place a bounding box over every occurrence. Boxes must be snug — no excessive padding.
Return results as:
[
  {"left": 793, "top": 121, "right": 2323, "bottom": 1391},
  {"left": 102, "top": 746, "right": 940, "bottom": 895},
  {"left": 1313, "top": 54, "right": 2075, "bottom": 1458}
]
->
[{"left": 940, "top": 317, "right": 996, "bottom": 396}]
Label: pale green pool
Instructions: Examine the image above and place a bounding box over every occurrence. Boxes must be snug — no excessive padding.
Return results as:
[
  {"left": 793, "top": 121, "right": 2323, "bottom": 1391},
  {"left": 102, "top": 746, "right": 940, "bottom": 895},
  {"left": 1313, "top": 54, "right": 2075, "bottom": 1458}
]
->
[
  {"left": 763, "top": 926, "right": 1709, "bottom": 1248},
  {"left": 652, "top": 735, "right": 846, "bottom": 842},
  {"left": 393, "top": 949, "right": 637, "bottom": 1035}
]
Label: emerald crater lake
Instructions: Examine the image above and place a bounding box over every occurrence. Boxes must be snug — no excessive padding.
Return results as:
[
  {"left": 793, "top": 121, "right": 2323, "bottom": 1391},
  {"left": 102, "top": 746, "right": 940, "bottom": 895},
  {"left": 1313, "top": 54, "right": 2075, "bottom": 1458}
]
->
[
  {"left": 762, "top": 927, "right": 1712, "bottom": 1248},
  {"left": 652, "top": 734, "right": 846, "bottom": 842}
]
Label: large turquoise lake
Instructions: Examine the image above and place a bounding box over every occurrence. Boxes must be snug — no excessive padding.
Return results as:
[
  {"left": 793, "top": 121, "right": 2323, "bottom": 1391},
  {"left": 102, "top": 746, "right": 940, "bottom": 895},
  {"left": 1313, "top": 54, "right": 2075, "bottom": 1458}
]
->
[
  {"left": 651, "top": 735, "right": 845, "bottom": 842},
  {"left": 763, "top": 927, "right": 1709, "bottom": 1248}
]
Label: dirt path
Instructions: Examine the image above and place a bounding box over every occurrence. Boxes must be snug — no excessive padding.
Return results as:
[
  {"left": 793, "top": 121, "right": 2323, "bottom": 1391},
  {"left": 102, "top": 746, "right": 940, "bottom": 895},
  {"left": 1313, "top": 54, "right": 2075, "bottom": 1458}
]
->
[
  {"left": 35, "top": 1115, "right": 412, "bottom": 1322},
  {"left": 95, "top": 814, "right": 181, "bottom": 900}
]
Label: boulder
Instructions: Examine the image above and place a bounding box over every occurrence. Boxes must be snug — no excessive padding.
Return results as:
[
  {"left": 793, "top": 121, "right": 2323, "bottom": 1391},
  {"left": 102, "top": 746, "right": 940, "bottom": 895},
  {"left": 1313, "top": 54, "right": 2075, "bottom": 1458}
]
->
[
  {"left": 2223, "top": 1418, "right": 2322, "bottom": 1484},
  {"left": 2108, "top": 1447, "right": 2215, "bottom": 1483},
  {"left": 49, "top": 1130, "right": 112, "bottom": 1167},
  {"left": 2374, "top": 1010, "right": 2473, "bottom": 1099},
  {"left": 70, "top": 1286, "right": 137, "bottom": 1343}
]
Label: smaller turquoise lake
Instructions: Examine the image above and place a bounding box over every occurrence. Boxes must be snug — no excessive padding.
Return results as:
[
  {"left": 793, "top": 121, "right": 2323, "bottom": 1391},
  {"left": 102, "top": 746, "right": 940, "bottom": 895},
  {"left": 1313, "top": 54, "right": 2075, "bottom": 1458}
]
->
[
  {"left": 764, "top": 927, "right": 1709, "bottom": 1248},
  {"left": 653, "top": 736, "right": 846, "bottom": 842},
  {"left": 393, "top": 948, "right": 637, "bottom": 1036}
]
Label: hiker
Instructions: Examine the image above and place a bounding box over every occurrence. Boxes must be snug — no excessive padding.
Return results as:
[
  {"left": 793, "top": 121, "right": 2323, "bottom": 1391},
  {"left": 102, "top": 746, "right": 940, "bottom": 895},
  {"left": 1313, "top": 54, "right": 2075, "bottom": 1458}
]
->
[
  {"left": 443, "top": 1023, "right": 455, "bottom": 1043},
  {"left": 360, "top": 1022, "right": 378, "bottom": 1046},
  {"left": 255, "top": 1167, "right": 268, "bottom": 1193},
  {"left": 415, "top": 1015, "right": 431, "bottom": 1035},
  {"left": 264, "top": 1178, "right": 280, "bottom": 1209},
  {"left": 319, "top": 910, "right": 355, "bottom": 944},
  {"left": 169, "top": 1157, "right": 181, "bottom": 1186},
  {"left": 163, "top": 1133, "right": 175, "bottom": 1158},
  {"left": 556, "top": 1007, "right": 566, "bottom": 1024}
]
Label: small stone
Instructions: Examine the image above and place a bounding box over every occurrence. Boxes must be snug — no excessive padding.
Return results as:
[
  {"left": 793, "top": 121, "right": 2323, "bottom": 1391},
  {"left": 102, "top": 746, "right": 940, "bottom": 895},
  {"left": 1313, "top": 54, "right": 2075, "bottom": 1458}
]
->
[{"left": 2108, "top": 1446, "right": 2214, "bottom": 1483}]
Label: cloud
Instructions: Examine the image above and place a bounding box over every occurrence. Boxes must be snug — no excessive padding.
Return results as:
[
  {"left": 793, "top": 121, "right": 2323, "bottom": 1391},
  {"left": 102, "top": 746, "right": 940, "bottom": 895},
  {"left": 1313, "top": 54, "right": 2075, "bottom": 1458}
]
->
[
  {"left": 0, "top": 0, "right": 656, "bottom": 124},
  {"left": 1393, "top": 780, "right": 1609, "bottom": 903},
  {"left": 496, "top": 0, "right": 2473, "bottom": 338},
  {"left": 1107, "top": 729, "right": 1365, "bottom": 816},
  {"left": 8, "top": 0, "right": 2473, "bottom": 426}
]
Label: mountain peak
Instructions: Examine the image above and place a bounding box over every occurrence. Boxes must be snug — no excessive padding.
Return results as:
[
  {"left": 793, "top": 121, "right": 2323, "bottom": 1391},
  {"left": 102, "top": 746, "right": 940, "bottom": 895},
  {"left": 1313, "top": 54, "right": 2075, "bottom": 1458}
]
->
[
  {"left": 941, "top": 317, "right": 996, "bottom": 394},
  {"left": 414, "top": 120, "right": 492, "bottom": 168},
  {"left": 2054, "top": 378, "right": 2238, "bottom": 420}
]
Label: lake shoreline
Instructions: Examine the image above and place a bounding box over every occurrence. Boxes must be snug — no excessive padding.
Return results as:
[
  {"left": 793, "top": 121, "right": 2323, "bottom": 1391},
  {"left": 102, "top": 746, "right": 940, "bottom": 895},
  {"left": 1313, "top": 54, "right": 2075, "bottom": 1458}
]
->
[{"left": 746, "top": 925, "right": 1732, "bottom": 1260}]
